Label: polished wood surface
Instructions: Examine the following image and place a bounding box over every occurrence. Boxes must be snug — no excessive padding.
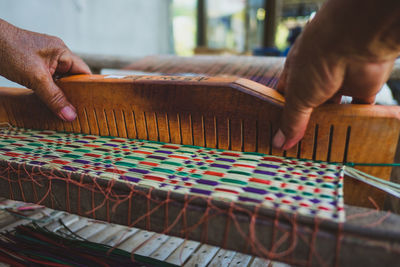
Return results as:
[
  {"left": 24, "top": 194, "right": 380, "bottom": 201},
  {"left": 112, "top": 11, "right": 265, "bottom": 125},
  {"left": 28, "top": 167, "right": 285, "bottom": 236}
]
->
[{"left": 0, "top": 74, "right": 399, "bottom": 208}]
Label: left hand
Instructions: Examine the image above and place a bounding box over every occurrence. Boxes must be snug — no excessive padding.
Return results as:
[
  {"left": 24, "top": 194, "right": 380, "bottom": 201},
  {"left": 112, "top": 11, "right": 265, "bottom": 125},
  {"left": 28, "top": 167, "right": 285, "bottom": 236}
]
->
[{"left": 0, "top": 19, "right": 91, "bottom": 121}]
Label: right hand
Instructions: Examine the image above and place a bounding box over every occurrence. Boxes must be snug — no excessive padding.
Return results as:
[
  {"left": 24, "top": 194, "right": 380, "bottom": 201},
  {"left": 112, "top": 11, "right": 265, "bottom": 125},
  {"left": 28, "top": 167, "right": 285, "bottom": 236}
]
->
[{"left": 272, "top": 0, "right": 400, "bottom": 150}]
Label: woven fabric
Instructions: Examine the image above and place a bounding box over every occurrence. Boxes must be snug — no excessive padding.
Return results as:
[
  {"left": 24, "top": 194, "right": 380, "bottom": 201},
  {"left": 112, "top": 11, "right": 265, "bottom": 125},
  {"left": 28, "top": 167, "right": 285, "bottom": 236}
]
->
[{"left": 0, "top": 128, "right": 345, "bottom": 222}]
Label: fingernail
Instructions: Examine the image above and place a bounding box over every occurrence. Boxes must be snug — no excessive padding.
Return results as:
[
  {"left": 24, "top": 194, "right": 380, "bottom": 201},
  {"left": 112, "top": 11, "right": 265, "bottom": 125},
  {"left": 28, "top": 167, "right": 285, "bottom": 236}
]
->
[
  {"left": 58, "top": 106, "right": 76, "bottom": 121},
  {"left": 272, "top": 129, "right": 286, "bottom": 148}
]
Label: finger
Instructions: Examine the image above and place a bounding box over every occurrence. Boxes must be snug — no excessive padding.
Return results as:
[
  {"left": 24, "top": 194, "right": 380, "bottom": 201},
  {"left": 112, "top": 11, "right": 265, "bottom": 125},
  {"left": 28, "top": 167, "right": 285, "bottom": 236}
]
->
[
  {"left": 325, "top": 93, "right": 342, "bottom": 104},
  {"left": 341, "top": 60, "right": 394, "bottom": 103},
  {"left": 273, "top": 99, "right": 313, "bottom": 150},
  {"left": 69, "top": 53, "right": 91, "bottom": 74},
  {"left": 351, "top": 95, "right": 376, "bottom": 104},
  {"left": 34, "top": 73, "right": 77, "bottom": 121},
  {"left": 56, "top": 51, "right": 91, "bottom": 75}
]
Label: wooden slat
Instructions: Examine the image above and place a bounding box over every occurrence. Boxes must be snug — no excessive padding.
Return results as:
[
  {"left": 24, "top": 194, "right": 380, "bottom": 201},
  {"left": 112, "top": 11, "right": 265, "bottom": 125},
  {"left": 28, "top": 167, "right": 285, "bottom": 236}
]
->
[
  {"left": 243, "top": 118, "right": 257, "bottom": 152},
  {"left": 145, "top": 112, "right": 159, "bottom": 142},
  {"left": 117, "top": 230, "right": 155, "bottom": 252},
  {"left": 124, "top": 109, "right": 138, "bottom": 139},
  {"left": 2, "top": 101, "right": 17, "bottom": 127},
  {"left": 104, "top": 228, "right": 139, "bottom": 247},
  {"left": 36, "top": 211, "right": 65, "bottom": 227},
  {"left": 272, "top": 262, "right": 292, "bottom": 267},
  {"left": 250, "top": 257, "right": 271, "bottom": 267},
  {"left": 135, "top": 234, "right": 169, "bottom": 256},
  {"left": 217, "top": 116, "right": 230, "bottom": 150},
  {"left": 54, "top": 117, "right": 65, "bottom": 132},
  {"left": 257, "top": 120, "right": 272, "bottom": 155},
  {"left": 86, "top": 108, "right": 100, "bottom": 136},
  {"left": 204, "top": 115, "right": 217, "bottom": 148},
  {"left": 105, "top": 109, "right": 119, "bottom": 137},
  {"left": 228, "top": 252, "right": 253, "bottom": 266},
  {"left": 94, "top": 108, "right": 109, "bottom": 136},
  {"left": 285, "top": 143, "right": 299, "bottom": 158},
  {"left": 43, "top": 213, "right": 68, "bottom": 231},
  {"left": 0, "top": 210, "right": 46, "bottom": 232},
  {"left": 314, "top": 123, "right": 332, "bottom": 161},
  {"left": 230, "top": 118, "right": 242, "bottom": 151},
  {"left": 168, "top": 113, "right": 182, "bottom": 144},
  {"left": 192, "top": 114, "right": 205, "bottom": 147},
  {"left": 75, "top": 222, "right": 108, "bottom": 239},
  {"left": 134, "top": 111, "right": 148, "bottom": 140},
  {"left": 71, "top": 110, "right": 82, "bottom": 133},
  {"left": 183, "top": 244, "right": 219, "bottom": 267},
  {"left": 62, "top": 121, "right": 74, "bottom": 133},
  {"left": 77, "top": 107, "right": 91, "bottom": 135},
  {"left": 150, "top": 236, "right": 185, "bottom": 261},
  {"left": 87, "top": 224, "right": 125, "bottom": 243},
  {"left": 58, "top": 217, "right": 89, "bottom": 234},
  {"left": 165, "top": 240, "right": 201, "bottom": 265},
  {"left": 208, "top": 249, "right": 237, "bottom": 267},
  {"left": 45, "top": 214, "right": 79, "bottom": 232},
  {"left": 180, "top": 113, "right": 193, "bottom": 146},
  {"left": 157, "top": 113, "right": 171, "bottom": 143},
  {"left": 324, "top": 124, "right": 347, "bottom": 163},
  {"left": 114, "top": 109, "right": 128, "bottom": 138}
]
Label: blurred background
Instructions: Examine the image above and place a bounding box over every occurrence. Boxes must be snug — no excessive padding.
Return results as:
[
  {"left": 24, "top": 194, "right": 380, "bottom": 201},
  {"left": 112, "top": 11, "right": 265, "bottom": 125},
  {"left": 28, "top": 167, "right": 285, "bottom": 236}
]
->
[{"left": 0, "top": 0, "right": 320, "bottom": 61}]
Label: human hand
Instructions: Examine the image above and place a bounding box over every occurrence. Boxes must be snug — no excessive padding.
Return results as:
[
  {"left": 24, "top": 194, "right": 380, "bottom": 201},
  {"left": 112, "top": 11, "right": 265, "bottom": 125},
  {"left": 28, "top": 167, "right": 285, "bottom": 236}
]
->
[
  {"left": 0, "top": 19, "right": 91, "bottom": 121},
  {"left": 273, "top": 0, "right": 400, "bottom": 150}
]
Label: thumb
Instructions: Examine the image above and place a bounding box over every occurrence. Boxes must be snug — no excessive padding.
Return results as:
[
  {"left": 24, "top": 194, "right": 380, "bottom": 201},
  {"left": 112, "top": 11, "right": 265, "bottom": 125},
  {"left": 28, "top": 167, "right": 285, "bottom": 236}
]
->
[
  {"left": 34, "top": 74, "right": 76, "bottom": 121},
  {"left": 272, "top": 95, "right": 313, "bottom": 150}
]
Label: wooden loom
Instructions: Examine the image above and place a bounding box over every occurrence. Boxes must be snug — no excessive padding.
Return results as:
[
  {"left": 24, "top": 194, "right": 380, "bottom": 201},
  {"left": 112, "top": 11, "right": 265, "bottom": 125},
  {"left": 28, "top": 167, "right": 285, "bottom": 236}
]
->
[
  {"left": 0, "top": 74, "right": 400, "bottom": 266},
  {"left": 0, "top": 74, "right": 399, "bottom": 207}
]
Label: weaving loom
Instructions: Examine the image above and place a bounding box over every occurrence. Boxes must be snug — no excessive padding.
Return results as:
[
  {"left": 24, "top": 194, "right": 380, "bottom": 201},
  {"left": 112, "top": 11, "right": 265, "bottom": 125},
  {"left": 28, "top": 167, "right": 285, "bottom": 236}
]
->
[{"left": 0, "top": 60, "right": 399, "bottom": 266}]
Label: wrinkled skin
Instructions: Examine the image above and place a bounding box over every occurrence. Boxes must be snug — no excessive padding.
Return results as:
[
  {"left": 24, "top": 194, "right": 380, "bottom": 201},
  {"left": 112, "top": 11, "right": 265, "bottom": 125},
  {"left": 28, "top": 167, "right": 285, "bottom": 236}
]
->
[
  {"left": 0, "top": 19, "right": 91, "bottom": 121},
  {"left": 273, "top": 0, "right": 400, "bottom": 150}
]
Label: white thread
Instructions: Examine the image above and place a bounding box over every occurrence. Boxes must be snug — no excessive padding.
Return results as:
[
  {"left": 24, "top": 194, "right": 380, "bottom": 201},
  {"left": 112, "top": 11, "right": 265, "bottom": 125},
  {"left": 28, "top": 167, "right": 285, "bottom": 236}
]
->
[{"left": 344, "top": 166, "right": 400, "bottom": 198}]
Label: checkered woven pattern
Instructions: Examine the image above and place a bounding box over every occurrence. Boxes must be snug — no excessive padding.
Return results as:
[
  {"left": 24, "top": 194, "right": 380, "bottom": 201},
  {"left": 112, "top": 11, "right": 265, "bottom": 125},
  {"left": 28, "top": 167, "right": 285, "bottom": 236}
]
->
[{"left": 0, "top": 128, "right": 345, "bottom": 222}]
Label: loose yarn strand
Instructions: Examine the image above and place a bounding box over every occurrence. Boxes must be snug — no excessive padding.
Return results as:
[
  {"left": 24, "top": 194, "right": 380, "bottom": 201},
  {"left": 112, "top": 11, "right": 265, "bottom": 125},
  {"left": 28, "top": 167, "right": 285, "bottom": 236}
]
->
[{"left": 344, "top": 166, "right": 400, "bottom": 198}]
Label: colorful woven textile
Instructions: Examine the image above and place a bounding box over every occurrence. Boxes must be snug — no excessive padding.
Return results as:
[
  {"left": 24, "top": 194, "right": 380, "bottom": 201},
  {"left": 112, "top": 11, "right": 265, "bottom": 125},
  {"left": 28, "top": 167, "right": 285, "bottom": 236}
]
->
[{"left": 0, "top": 128, "right": 345, "bottom": 222}]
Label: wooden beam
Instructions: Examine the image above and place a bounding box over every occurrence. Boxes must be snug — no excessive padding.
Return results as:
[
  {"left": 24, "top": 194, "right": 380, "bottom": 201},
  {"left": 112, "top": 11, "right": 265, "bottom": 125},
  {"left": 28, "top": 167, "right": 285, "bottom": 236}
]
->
[
  {"left": 244, "top": 0, "right": 250, "bottom": 52},
  {"left": 263, "top": 0, "right": 282, "bottom": 47},
  {"left": 196, "top": 0, "right": 207, "bottom": 47}
]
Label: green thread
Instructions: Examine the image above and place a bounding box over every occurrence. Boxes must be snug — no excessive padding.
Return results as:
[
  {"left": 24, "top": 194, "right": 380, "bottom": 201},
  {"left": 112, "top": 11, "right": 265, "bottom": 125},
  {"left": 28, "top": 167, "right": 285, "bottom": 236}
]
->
[{"left": 344, "top": 162, "right": 400, "bottom": 167}]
